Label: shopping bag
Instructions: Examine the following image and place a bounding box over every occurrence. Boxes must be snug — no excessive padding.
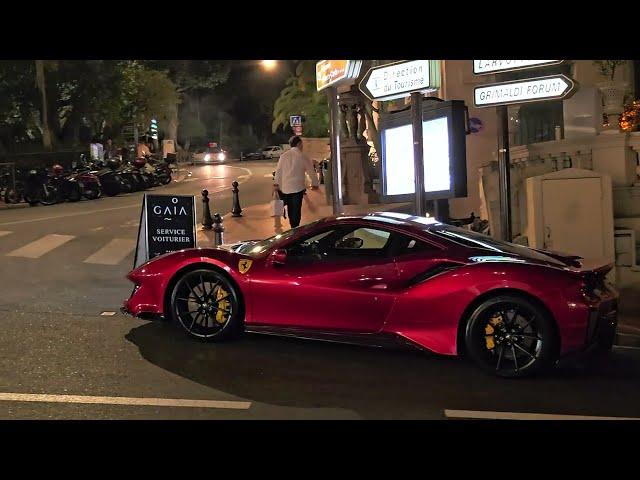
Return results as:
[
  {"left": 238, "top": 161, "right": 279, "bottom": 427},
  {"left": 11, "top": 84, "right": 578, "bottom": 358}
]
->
[{"left": 270, "top": 192, "right": 285, "bottom": 217}]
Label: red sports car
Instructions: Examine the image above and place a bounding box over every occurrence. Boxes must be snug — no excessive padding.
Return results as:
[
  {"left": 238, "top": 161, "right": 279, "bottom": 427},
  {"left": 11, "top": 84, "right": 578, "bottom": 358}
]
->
[{"left": 122, "top": 212, "right": 618, "bottom": 378}]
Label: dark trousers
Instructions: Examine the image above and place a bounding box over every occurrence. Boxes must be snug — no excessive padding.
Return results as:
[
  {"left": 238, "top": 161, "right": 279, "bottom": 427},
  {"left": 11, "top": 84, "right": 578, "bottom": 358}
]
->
[{"left": 280, "top": 189, "right": 305, "bottom": 228}]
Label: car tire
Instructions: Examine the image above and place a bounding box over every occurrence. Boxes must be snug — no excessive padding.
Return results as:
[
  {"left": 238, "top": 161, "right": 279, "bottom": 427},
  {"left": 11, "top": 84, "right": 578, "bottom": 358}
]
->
[
  {"left": 169, "top": 268, "right": 244, "bottom": 342},
  {"left": 464, "top": 294, "right": 559, "bottom": 378}
]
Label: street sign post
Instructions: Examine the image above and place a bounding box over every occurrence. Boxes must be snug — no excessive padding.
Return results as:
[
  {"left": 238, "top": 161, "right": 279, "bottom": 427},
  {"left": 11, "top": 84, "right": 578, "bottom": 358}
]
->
[
  {"left": 290, "top": 115, "right": 303, "bottom": 136},
  {"left": 470, "top": 60, "right": 574, "bottom": 242},
  {"left": 473, "top": 74, "right": 576, "bottom": 108},
  {"left": 358, "top": 60, "right": 441, "bottom": 102},
  {"left": 358, "top": 60, "right": 450, "bottom": 217},
  {"left": 473, "top": 60, "right": 564, "bottom": 75}
]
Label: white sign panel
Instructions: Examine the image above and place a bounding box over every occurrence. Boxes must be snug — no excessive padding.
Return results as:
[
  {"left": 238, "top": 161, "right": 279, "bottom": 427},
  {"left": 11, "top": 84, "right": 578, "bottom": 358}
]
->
[
  {"left": 360, "top": 60, "right": 437, "bottom": 102},
  {"left": 473, "top": 60, "right": 563, "bottom": 75},
  {"left": 383, "top": 117, "right": 451, "bottom": 195},
  {"left": 474, "top": 75, "right": 575, "bottom": 108}
]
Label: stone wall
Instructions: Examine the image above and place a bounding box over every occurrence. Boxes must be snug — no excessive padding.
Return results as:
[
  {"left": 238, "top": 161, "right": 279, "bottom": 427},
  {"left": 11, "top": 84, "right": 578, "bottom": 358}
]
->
[{"left": 301, "top": 137, "right": 330, "bottom": 163}]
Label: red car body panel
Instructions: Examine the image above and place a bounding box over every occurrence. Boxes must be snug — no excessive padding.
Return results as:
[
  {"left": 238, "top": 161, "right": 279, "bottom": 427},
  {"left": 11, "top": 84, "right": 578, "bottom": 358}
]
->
[{"left": 123, "top": 213, "right": 618, "bottom": 357}]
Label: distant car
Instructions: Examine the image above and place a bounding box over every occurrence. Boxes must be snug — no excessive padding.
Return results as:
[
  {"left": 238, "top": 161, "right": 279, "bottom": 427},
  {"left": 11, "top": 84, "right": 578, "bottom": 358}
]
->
[
  {"left": 122, "top": 212, "right": 618, "bottom": 378},
  {"left": 193, "top": 146, "right": 227, "bottom": 163},
  {"left": 261, "top": 145, "right": 284, "bottom": 159},
  {"left": 241, "top": 150, "right": 265, "bottom": 161}
]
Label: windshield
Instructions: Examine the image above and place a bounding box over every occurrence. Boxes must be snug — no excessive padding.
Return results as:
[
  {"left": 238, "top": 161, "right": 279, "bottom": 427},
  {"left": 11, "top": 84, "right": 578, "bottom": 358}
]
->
[
  {"left": 429, "top": 224, "right": 566, "bottom": 266},
  {"left": 236, "top": 221, "right": 321, "bottom": 256}
]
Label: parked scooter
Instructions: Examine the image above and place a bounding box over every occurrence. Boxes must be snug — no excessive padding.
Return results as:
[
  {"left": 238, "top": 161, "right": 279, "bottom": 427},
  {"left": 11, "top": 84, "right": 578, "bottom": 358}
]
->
[{"left": 83, "top": 155, "right": 131, "bottom": 197}]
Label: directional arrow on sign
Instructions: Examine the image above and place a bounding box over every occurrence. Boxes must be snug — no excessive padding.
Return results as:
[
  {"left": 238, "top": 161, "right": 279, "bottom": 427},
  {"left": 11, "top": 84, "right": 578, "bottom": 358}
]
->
[
  {"left": 473, "top": 74, "right": 577, "bottom": 108},
  {"left": 358, "top": 60, "right": 439, "bottom": 102}
]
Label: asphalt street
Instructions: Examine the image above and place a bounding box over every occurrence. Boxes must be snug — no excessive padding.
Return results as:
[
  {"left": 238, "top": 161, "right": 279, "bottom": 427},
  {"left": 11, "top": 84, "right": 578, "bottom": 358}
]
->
[{"left": 1, "top": 159, "right": 640, "bottom": 420}]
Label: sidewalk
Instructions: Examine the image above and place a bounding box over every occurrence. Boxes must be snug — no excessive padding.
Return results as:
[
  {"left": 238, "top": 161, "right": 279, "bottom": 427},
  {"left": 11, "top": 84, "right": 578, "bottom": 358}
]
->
[
  {"left": 617, "top": 287, "right": 640, "bottom": 336},
  {"left": 0, "top": 202, "right": 29, "bottom": 211}
]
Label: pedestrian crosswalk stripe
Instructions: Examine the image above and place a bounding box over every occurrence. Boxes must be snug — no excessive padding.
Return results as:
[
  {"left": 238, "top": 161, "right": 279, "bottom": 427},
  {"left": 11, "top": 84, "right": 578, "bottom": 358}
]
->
[
  {"left": 83, "top": 238, "right": 137, "bottom": 265},
  {"left": 0, "top": 231, "right": 12, "bottom": 237},
  {"left": 6, "top": 234, "right": 75, "bottom": 259}
]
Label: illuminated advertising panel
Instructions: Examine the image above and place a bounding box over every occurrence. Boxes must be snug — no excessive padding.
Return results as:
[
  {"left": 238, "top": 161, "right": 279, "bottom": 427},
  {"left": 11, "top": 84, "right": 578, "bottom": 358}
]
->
[{"left": 379, "top": 100, "right": 468, "bottom": 202}]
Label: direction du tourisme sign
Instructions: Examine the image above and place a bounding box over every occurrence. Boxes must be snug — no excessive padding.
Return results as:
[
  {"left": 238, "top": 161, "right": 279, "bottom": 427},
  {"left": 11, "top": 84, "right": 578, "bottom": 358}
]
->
[
  {"left": 359, "top": 60, "right": 441, "bottom": 102},
  {"left": 134, "top": 194, "right": 197, "bottom": 268}
]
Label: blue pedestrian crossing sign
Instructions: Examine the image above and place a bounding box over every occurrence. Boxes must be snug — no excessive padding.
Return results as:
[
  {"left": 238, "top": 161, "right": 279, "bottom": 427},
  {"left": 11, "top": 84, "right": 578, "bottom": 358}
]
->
[{"left": 290, "top": 115, "right": 302, "bottom": 127}]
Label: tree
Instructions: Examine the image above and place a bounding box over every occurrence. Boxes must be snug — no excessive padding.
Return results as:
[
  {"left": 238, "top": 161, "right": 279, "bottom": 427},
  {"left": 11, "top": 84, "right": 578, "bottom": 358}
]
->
[
  {"left": 272, "top": 60, "right": 329, "bottom": 137},
  {"left": 144, "top": 61, "right": 230, "bottom": 143},
  {"left": 35, "top": 60, "right": 54, "bottom": 150}
]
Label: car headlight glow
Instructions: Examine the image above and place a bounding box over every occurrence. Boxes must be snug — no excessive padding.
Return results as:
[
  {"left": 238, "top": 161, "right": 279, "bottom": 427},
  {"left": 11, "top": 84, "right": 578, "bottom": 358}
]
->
[
  {"left": 218, "top": 153, "right": 225, "bottom": 161},
  {"left": 204, "top": 154, "right": 211, "bottom": 161}
]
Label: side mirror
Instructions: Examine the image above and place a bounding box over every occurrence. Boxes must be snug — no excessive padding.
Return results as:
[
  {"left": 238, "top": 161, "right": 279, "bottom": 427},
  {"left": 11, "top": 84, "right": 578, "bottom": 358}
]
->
[{"left": 270, "top": 248, "right": 287, "bottom": 266}]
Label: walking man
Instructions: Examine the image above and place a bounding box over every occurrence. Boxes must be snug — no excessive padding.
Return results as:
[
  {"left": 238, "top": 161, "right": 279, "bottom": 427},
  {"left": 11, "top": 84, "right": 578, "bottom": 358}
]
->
[{"left": 273, "top": 136, "right": 319, "bottom": 228}]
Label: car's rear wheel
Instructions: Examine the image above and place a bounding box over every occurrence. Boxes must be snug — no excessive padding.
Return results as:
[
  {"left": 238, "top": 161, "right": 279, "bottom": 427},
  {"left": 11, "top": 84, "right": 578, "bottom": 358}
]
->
[
  {"left": 169, "top": 268, "right": 243, "bottom": 342},
  {"left": 464, "top": 294, "right": 559, "bottom": 378}
]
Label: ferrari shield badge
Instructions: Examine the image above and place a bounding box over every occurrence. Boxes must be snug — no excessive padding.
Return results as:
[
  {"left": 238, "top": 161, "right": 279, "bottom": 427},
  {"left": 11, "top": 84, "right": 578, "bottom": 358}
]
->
[{"left": 238, "top": 259, "right": 253, "bottom": 274}]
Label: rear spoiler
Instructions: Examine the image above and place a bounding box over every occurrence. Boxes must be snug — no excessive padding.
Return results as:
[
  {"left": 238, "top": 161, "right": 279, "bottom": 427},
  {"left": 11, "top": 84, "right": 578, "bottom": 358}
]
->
[
  {"left": 565, "top": 259, "right": 614, "bottom": 276},
  {"left": 531, "top": 248, "right": 583, "bottom": 268}
]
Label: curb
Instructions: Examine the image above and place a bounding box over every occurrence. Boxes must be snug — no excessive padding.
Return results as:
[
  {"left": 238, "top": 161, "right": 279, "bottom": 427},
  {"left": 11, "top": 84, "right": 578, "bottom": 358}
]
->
[
  {"left": 0, "top": 203, "right": 30, "bottom": 211},
  {"left": 616, "top": 332, "right": 640, "bottom": 348}
]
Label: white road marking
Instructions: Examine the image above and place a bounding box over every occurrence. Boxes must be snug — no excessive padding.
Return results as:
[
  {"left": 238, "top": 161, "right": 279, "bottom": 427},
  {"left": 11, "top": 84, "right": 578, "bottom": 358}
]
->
[
  {"left": 613, "top": 345, "right": 640, "bottom": 351},
  {"left": 91, "top": 226, "right": 105, "bottom": 232},
  {"left": 0, "top": 392, "right": 251, "bottom": 410},
  {"left": 0, "top": 230, "right": 12, "bottom": 237},
  {"left": 100, "top": 311, "right": 117, "bottom": 316},
  {"left": 444, "top": 409, "right": 640, "bottom": 420},
  {"left": 83, "top": 238, "right": 137, "bottom": 265},
  {"left": 6, "top": 234, "right": 75, "bottom": 258}
]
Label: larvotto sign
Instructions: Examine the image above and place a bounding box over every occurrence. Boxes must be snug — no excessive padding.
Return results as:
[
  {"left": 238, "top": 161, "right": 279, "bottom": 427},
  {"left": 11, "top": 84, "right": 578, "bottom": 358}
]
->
[
  {"left": 473, "top": 60, "right": 564, "bottom": 75},
  {"left": 134, "top": 194, "right": 197, "bottom": 268},
  {"left": 473, "top": 75, "right": 576, "bottom": 108}
]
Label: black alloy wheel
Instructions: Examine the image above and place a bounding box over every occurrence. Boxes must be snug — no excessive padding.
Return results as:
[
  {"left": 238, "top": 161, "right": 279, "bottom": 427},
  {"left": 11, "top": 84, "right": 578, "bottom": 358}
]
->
[
  {"left": 465, "top": 295, "right": 559, "bottom": 378},
  {"left": 170, "top": 269, "right": 243, "bottom": 342}
]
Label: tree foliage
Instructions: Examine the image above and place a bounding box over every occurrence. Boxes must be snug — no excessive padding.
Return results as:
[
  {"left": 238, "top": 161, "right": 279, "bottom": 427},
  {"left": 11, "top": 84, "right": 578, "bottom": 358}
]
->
[{"left": 272, "top": 60, "right": 329, "bottom": 137}]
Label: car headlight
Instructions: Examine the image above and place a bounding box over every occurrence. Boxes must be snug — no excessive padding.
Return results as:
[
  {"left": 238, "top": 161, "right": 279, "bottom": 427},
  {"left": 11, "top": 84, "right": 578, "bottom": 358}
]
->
[
  {"left": 218, "top": 153, "right": 225, "bottom": 161},
  {"left": 204, "top": 154, "right": 211, "bottom": 161}
]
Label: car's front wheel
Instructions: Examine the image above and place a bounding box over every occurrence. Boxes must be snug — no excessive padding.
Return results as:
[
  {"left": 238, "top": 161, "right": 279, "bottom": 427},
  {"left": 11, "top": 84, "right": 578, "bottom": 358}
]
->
[
  {"left": 169, "top": 268, "right": 243, "bottom": 342},
  {"left": 464, "top": 294, "right": 559, "bottom": 378}
]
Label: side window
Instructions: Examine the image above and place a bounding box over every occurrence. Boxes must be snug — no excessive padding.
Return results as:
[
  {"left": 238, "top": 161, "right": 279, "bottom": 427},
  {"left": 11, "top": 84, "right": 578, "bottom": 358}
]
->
[
  {"left": 333, "top": 227, "right": 391, "bottom": 255},
  {"left": 392, "top": 234, "right": 439, "bottom": 257},
  {"left": 287, "top": 228, "right": 339, "bottom": 262},
  {"left": 286, "top": 226, "right": 393, "bottom": 263}
]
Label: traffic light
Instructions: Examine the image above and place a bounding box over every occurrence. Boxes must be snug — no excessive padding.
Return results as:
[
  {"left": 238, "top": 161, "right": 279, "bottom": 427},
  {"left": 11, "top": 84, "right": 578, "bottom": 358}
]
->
[{"left": 150, "top": 118, "right": 158, "bottom": 139}]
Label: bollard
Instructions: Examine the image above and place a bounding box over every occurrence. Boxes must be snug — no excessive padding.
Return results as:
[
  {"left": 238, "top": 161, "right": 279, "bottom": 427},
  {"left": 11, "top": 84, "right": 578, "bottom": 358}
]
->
[
  {"left": 231, "top": 180, "right": 243, "bottom": 217},
  {"left": 202, "top": 189, "right": 213, "bottom": 230},
  {"left": 318, "top": 162, "right": 325, "bottom": 185},
  {"left": 213, "top": 213, "right": 224, "bottom": 246}
]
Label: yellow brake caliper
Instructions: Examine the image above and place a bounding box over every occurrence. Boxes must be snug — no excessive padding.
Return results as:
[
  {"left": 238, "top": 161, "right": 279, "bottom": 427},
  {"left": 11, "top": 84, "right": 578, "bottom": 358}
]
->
[
  {"left": 215, "top": 286, "right": 230, "bottom": 324},
  {"left": 484, "top": 315, "right": 503, "bottom": 350}
]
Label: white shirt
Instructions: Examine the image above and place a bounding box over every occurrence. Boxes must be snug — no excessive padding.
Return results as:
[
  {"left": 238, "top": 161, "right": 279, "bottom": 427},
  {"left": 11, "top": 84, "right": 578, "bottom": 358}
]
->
[
  {"left": 90, "top": 143, "right": 104, "bottom": 162},
  {"left": 274, "top": 147, "right": 319, "bottom": 194}
]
